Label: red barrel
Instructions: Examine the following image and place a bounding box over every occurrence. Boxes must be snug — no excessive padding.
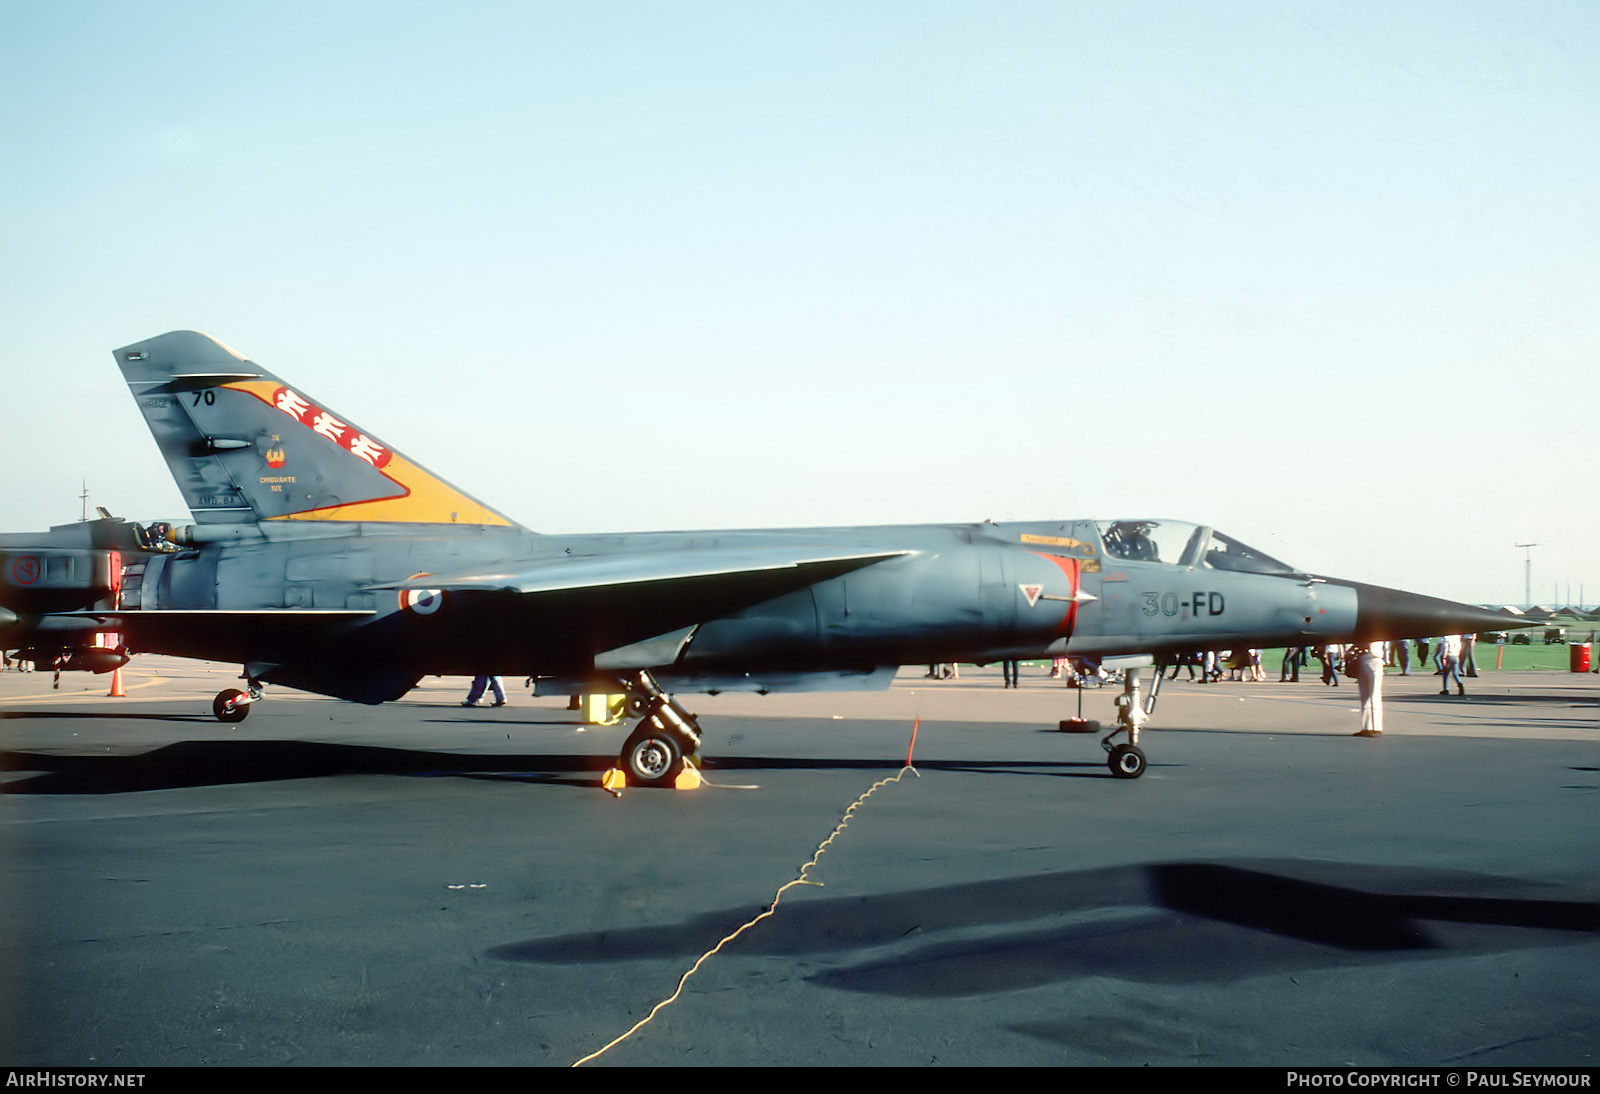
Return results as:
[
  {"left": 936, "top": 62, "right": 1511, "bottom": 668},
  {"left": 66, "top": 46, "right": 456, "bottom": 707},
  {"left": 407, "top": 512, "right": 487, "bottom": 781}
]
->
[{"left": 1571, "top": 644, "right": 1592, "bottom": 673}]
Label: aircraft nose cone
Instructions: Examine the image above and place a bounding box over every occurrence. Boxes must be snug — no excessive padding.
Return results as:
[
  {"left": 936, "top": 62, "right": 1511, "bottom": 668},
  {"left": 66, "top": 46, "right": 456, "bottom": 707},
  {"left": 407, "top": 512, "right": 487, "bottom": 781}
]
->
[{"left": 1347, "top": 581, "right": 1526, "bottom": 640}]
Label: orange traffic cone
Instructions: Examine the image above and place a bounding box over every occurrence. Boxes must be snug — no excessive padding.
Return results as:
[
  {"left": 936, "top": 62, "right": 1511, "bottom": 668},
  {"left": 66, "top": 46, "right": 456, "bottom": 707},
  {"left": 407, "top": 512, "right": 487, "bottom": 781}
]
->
[{"left": 108, "top": 667, "right": 125, "bottom": 697}]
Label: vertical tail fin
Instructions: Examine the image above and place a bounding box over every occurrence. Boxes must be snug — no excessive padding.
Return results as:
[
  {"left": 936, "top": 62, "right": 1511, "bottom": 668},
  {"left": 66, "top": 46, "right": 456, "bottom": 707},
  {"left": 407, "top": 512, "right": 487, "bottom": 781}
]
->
[{"left": 115, "top": 331, "right": 521, "bottom": 529}]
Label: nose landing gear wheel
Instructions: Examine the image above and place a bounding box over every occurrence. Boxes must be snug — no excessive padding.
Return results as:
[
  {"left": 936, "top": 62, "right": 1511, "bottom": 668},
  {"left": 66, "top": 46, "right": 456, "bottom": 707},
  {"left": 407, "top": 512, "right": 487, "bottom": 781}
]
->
[
  {"left": 1107, "top": 743, "right": 1146, "bottom": 779},
  {"left": 621, "top": 725, "right": 686, "bottom": 788}
]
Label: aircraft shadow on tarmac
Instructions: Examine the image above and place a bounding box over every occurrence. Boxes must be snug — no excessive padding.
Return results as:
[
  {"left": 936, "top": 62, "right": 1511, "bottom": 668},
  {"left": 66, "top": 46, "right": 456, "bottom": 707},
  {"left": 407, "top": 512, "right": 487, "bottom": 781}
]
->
[
  {"left": 1387, "top": 690, "right": 1598, "bottom": 707},
  {"left": 488, "top": 861, "right": 1599, "bottom": 997},
  {"left": 419, "top": 716, "right": 596, "bottom": 727},
  {"left": 0, "top": 709, "right": 220, "bottom": 723},
  {"left": 0, "top": 740, "right": 1110, "bottom": 794},
  {"left": 0, "top": 740, "right": 598, "bottom": 793}
]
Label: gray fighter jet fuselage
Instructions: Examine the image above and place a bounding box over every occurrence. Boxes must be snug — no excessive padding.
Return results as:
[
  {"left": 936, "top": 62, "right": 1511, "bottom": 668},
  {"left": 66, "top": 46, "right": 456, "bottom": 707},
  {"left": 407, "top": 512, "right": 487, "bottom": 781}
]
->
[
  {"left": 62, "top": 331, "right": 1521, "bottom": 783},
  {"left": 131, "top": 517, "right": 1389, "bottom": 692}
]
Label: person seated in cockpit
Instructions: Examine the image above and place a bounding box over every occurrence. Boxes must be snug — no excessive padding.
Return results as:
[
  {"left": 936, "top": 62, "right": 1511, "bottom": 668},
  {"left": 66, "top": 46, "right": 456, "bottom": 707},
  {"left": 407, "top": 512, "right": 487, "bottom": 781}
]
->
[
  {"left": 1128, "top": 523, "right": 1157, "bottom": 560},
  {"left": 1106, "top": 521, "right": 1158, "bottom": 561}
]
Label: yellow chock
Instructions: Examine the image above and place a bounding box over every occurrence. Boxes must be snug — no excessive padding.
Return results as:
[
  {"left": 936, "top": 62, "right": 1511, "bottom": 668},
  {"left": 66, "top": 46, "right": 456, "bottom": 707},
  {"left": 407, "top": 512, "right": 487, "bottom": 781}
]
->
[
  {"left": 108, "top": 667, "right": 125, "bottom": 698},
  {"left": 584, "top": 693, "right": 627, "bottom": 726},
  {"left": 601, "top": 768, "right": 626, "bottom": 796},
  {"left": 673, "top": 761, "right": 703, "bottom": 791}
]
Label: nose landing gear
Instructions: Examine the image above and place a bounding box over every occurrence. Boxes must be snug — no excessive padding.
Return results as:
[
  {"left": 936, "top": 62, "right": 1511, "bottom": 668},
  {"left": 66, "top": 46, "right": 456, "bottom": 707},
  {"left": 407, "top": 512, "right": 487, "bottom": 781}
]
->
[{"left": 1097, "top": 661, "right": 1158, "bottom": 779}]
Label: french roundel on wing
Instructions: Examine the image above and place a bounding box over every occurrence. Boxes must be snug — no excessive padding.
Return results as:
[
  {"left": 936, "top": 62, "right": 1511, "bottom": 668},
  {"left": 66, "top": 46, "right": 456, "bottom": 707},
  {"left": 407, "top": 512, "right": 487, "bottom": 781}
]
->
[{"left": 400, "top": 573, "right": 444, "bottom": 615}]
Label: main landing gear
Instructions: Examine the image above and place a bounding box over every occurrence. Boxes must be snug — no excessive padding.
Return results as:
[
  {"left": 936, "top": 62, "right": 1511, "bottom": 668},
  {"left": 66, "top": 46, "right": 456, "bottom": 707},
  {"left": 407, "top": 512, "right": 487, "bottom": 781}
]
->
[
  {"left": 213, "top": 678, "right": 263, "bottom": 723},
  {"left": 1061, "top": 661, "right": 1159, "bottom": 779},
  {"left": 616, "top": 671, "right": 703, "bottom": 787}
]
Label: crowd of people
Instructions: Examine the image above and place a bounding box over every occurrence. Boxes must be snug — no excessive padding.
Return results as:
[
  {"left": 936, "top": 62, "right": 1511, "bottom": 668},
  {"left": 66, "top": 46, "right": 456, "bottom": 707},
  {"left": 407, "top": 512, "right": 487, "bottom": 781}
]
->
[
  {"left": 1153, "top": 637, "right": 1478, "bottom": 693},
  {"left": 923, "top": 636, "right": 1484, "bottom": 739}
]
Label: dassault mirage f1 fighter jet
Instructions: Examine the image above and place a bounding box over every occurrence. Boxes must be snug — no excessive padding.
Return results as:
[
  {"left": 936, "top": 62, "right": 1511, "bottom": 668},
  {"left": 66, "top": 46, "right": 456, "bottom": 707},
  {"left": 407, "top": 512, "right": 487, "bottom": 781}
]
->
[{"left": 70, "top": 331, "right": 1517, "bottom": 783}]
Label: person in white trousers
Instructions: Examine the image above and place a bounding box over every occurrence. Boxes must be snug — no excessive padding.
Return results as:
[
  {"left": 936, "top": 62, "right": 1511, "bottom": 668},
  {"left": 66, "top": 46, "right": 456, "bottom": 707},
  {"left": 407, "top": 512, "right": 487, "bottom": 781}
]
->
[{"left": 1354, "top": 641, "right": 1385, "bottom": 737}]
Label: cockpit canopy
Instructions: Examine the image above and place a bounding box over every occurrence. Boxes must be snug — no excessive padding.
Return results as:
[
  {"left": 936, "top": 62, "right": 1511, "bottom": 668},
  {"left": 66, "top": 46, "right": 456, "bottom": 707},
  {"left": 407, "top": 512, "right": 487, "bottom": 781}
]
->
[{"left": 1096, "top": 520, "right": 1297, "bottom": 576}]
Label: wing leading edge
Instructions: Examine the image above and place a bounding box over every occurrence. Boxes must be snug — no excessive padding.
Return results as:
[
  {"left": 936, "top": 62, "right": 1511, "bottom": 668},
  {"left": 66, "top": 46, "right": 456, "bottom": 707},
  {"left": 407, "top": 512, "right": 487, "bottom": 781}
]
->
[
  {"left": 377, "top": 546, "right": 915, "bottom": 671},
  {"left": 370, "top": 546, "right": 912, "bottom": 595}
]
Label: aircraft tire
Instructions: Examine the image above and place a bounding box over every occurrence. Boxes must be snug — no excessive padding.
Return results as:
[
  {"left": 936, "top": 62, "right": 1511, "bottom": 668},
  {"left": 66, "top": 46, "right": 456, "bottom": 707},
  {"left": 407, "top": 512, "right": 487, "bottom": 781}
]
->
[
  {"left": 621, "top": 724, "right": 685, "bottom": 787},
  {"left": 213, "top": 688, "right": 251, "bottom": 723},
  {"left": 1107, "top": 743, "right": 1146, "bottom": 779}
]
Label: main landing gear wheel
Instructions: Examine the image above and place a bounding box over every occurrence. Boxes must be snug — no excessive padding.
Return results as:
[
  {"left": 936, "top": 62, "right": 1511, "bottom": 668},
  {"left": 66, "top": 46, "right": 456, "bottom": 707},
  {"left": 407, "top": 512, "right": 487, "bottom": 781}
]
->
[
  {"left": 1107, "top": 743, "right": 1146, "bottom": 779},
  {"left": 615, "top": 670, "right": 704, "bottom": 788},
  {"left": 621, "top": 724, "right": 686, "bottom": 788},
  {"left": 213, "top": 688, "right": 251, "bottom": 723}
]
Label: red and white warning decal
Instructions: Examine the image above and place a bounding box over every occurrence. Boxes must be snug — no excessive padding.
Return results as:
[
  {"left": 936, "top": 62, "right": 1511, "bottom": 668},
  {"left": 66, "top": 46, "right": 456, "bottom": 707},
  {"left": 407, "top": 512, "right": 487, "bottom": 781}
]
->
[
  {"left": 399, "top": 572, "right": 443, "bottom": 614},
  {"left": 270, "top": 386, "right": 393, "bottom": 469},
  {"left": 1019, "top": 583, "right": 1043, "bottom": 608}
]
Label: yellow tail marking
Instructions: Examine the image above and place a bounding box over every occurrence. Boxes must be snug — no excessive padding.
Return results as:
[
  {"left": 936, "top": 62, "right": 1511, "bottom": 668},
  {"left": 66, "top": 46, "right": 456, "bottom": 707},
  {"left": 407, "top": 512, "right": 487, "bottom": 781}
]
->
[
  {"left": 219, "top": 380, "right": 512, "bottom": 526},
  {"left": 272, "top": 452, "right": 512, "bottom": 525}
]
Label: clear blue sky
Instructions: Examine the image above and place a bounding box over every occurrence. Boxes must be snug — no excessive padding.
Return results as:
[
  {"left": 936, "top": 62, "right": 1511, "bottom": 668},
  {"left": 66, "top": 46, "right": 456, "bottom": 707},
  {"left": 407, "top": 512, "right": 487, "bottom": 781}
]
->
[{"left": 3, "top": 1, "right": 1596, "bottom": 605}]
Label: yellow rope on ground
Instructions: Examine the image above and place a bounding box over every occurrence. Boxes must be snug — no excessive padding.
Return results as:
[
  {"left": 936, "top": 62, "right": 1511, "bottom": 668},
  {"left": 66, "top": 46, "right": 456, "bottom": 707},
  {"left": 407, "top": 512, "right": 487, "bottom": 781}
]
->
[{"left": 571, "top": 763, "right": 920, "bottom": 1067}]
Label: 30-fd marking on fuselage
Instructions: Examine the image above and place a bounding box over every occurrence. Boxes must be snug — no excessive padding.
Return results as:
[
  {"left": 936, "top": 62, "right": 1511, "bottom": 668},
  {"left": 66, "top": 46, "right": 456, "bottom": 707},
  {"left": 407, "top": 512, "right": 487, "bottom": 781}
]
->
[{"left": 1142, "top": 591, "right": 1226, "bottom": 617}]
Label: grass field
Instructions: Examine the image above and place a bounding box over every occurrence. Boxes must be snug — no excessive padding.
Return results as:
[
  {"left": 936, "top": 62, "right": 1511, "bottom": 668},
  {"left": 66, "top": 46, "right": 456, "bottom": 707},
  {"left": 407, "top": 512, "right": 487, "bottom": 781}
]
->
[
  {"left": 1011, "top": 629, "right": 1600, "bottom": 675},
  {"left": 1276, "top": 642, "right": 1594, "bottom": 674}
]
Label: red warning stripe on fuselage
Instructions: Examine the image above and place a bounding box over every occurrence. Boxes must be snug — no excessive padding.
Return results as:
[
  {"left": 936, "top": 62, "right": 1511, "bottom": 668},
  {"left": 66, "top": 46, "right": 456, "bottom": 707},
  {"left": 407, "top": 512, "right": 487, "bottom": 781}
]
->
[{"left": 1029, "top": 551, "right": 1081, "bottom": 637}]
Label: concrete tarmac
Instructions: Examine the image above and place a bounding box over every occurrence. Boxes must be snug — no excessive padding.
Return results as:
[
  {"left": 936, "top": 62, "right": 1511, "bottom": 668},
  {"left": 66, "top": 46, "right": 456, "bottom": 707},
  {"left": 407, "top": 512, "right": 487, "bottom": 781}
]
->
[{"left": 2, "top": 658, "right": 1596, "bottom": 1067}]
